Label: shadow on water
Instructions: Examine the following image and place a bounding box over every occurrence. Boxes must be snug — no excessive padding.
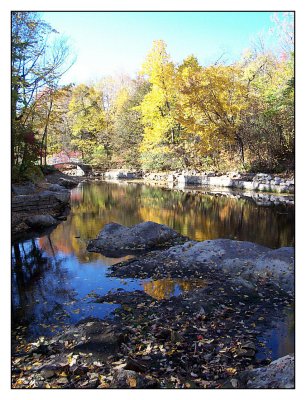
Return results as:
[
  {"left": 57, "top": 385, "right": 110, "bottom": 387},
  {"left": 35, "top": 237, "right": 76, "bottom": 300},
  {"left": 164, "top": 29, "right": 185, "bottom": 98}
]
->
[{"left": 12, "top": 181, "right": 294, "bottom": 358}]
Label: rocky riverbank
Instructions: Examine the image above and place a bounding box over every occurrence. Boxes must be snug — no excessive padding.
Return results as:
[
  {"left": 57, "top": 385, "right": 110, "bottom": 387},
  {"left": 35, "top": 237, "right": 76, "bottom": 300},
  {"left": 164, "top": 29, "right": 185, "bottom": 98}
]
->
[
  {"left": 91, "top": 169, "right": 294, "bottom": 195},
  {"left": 11, "top": 170, "right": 83, "bottom": 239},
  {"left": 12, "top": 222, "right": 295, "bottom": 389}
]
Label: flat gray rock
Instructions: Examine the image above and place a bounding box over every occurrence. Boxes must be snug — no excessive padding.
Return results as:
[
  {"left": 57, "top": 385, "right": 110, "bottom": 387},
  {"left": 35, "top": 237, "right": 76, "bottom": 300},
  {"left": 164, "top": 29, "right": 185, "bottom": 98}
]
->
[
  {"left": 12, "top": 182, "right": 36, "bottom": 195},
  {"left": 163, "top": 239, "right": 294, "bottom": 291},
  {"left": 47, "top": 183, "right": 69, "bottom": 192},
  {"left": 87, "top": 221, "right": 184, "bottom": 256},
  {"left": 110, "top": 237, "right": 294, "bottom": 292},
  {"left": 58, "top": 177, "right": 79, "bottom": 189},
  {"left": 245, "top": 354, "right": 294, "bottom": 388},
  {"left": 25, "top": 214, "right": 59, "bottom": 228}
]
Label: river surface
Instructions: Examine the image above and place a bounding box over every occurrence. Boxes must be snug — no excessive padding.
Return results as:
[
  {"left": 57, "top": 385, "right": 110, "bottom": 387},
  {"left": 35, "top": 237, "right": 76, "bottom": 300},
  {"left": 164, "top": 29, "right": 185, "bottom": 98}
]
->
[{"left": 12, "top": 181, "right": 295, "bottom": 359}]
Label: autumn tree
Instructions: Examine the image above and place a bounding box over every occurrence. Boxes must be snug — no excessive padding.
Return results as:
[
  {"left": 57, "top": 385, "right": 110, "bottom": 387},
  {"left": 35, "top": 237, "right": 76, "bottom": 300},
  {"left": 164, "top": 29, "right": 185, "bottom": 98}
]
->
[
  {"left": 175, "top": 56, "right": 251, "bottom": 168},
  {"left": 33, "top": 85, "right": 74, "bottom": 162},
  {"left": 68, "top": 84, "right": 107, "bottom": 163},
  {"left": 138, "top": 40, "right": 183, "bottom": 170},
  {"left": 110, "top": 77, "right": 150, "bottom": 168},
  {"left": 239, "top": 46, "right": 294, "bottom": 170},
  {"left": 11, "top": 11, "right": 74, "bottom": 171}
]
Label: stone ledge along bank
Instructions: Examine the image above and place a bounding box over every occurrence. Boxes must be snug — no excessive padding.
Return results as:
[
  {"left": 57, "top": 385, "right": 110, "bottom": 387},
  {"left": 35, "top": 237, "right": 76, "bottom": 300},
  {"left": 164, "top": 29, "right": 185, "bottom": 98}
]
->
[{"left": 95, "top": 170, "right": 294, "bottom": 194}]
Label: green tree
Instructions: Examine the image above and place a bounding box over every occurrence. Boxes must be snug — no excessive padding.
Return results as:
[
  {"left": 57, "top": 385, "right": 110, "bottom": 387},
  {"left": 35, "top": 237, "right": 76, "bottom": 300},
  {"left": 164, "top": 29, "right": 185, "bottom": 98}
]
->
[
  {"left": 68, "top": 84, "right": 106, "bottom": 163},
  {"left": 111, "top": 77, "right": 150, "bottom": 168}
]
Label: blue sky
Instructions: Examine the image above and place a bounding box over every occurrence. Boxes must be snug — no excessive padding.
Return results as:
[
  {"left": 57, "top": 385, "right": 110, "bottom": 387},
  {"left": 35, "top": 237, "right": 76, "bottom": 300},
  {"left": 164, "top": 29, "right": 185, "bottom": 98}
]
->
[{"left": 42, "top": 11, "right": 278, "bottom": 84}]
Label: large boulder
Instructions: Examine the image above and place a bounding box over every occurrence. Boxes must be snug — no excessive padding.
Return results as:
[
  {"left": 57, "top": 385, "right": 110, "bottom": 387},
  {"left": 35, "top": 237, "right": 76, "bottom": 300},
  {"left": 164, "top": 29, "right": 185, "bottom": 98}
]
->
[
  {"left": 110, "top": 237, "right": 294, "bottom": 292},
  {"left": 87, "top": 221, "right": 185, "bottom": 256},
  {"left": 25, "top": 214, "right": 59, "bottom": 228},
  {"left": 244, "top": 354, "right": 294, "bottom": 388},
  {"left": 164, "top": 239, "right": 294, "bottom": 292}
]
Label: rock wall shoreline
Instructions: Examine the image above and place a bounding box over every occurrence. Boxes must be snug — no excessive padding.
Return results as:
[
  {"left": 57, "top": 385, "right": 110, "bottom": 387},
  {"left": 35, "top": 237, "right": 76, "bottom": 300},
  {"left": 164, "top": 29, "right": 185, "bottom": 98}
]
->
[
  {"left": 11, "top": 171, "right": 82, "bottom": 238},
  {"left": 94, "top": 169, "right": 294, "bottom": 194}
]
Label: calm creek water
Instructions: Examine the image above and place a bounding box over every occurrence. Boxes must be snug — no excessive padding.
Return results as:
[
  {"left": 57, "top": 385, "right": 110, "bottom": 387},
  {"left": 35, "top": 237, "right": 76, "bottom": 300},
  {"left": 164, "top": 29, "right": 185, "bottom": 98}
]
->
[{"left": 12, "top": 181, "right": 295, "bottom": 359}]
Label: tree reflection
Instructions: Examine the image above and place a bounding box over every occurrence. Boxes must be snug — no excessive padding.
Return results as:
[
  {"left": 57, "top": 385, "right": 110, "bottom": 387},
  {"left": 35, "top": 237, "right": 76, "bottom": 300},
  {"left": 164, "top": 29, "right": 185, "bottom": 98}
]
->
[
  {"left": 12, "top": 237, "right": 76, "bottom": 336},
  {"left": 39, "top": 182, "right": 294, "bottom": 264},
  {"left": 143, "top": 279, "right": 208, "bottom": 300}
]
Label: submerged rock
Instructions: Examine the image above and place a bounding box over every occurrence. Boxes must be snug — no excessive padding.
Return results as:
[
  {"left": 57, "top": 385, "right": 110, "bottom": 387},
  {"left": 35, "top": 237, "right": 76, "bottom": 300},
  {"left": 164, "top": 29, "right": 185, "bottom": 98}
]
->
[
  {"left": 87, "top": 221, "right": 185, "bottom": 256},
  {"left": 245, "top": 354, "right": 294, "bottom": 388},
  {"left": 71, "top": 324, "right": 126, "bottom": 361}
]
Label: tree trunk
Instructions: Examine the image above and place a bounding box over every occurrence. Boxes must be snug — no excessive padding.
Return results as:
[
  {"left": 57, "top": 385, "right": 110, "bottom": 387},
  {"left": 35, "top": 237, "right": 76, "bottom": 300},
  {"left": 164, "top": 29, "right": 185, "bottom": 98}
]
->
[
  {"left": 236, "top": 134, "right": 245, "bottom": 167},
  {"left": 40, "top": 97, "right": 53, "bottom": 166}
]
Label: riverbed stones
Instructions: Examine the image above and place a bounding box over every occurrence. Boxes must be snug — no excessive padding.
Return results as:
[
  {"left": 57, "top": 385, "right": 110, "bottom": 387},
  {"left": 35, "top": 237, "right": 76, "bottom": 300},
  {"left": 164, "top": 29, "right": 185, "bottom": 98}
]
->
[
  {"left": 140, "top": 169, "right": 295, "bottom": 193},
  {"left": 177, "top": 174, "right": 203, "bottom": 185},
  {"left": 87, "top": 221, "right": 185, "bottom": 256},
  {"left": 111, "top": 369, "right": 143, "bottom": 388},
  {"left": 52, "top": 320, "right": 128, "bottom": 363},
  {"left": 25, "top": 214, "right": 59, "bottom": 228}
]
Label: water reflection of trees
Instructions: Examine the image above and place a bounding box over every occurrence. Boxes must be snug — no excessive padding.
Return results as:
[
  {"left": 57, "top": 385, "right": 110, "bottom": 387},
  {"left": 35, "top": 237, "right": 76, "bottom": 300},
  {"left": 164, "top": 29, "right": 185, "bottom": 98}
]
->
[
  {"left": 277, "top": 306, "right": 295, "bottom": 357},
  {"left": 12, "top": 237, "right": 76, "bottom": 335},
  {"left": 143, "top": 279, "right": 208, "bottom": 300},
  {"left": 42, "top": 182, "right": 294, "bottom": 262}
]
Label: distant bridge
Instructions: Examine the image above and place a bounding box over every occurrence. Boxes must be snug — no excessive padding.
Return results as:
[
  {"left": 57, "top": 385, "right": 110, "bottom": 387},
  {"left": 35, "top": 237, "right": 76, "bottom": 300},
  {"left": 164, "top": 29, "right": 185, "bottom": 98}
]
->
[
  {"left": 51, "top": 161, "right": 87, "bottom": 167},
  {"left": 50, "top": 161, "right": 92, "bottom": 175}
]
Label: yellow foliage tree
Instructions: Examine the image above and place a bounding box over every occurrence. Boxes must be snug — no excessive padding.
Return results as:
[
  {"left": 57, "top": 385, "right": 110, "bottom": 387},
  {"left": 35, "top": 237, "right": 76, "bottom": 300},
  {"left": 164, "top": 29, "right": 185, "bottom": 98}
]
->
[
  {"left": 176, "top": 56, "right": 250, "bottom": 165},
  {"left": 68, "top": 84, "right": 106, "bottom": 162},
  {"left": 139, "top": 40, "right": 180, "bottom": 164}
]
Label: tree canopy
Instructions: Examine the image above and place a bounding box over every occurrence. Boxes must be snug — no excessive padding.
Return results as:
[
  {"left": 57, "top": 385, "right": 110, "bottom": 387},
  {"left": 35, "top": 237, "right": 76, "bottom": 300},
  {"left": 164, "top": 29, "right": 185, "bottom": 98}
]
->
[{"left": 12, "top": 12, "right": 294, "bottom": 176}]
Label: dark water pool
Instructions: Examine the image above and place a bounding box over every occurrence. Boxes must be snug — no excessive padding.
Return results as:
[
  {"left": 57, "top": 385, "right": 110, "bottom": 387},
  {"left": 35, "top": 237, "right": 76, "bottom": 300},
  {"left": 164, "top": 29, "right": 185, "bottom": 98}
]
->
[{"left": 12, "top": 181, "right": 294, "bottom": 358}]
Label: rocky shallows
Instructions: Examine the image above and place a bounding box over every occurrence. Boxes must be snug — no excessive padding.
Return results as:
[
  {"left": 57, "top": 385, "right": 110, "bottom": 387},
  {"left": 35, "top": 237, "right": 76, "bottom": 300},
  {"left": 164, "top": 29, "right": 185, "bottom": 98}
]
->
[
  {"left": 88, "top": 222, "right": 294, "bottom": 293},
  {"left": 12, "top": 222, "right": 294, "bottom": 389}
]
